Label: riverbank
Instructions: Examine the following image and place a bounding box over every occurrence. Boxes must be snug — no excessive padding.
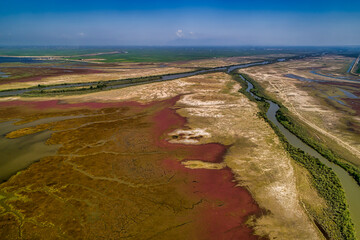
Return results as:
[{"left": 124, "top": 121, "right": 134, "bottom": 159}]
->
[
  {"left": 233, "top": 72, "right": 357, "bottom": 239},
  {"left": 0, "top": 54, "right": 316, "bottom": 98},
  {"left": 0, "top": 60, "right": 275, "bottom": 98}
]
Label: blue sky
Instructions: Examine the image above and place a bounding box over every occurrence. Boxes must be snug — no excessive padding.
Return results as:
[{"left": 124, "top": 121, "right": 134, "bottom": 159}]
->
[{"left": 0, "top": 0, "right": 359, "bottom": 46}]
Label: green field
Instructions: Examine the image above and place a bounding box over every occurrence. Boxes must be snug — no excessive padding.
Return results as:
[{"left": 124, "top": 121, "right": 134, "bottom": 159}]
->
[
  {"left": 66, "top": 47, "right": 295, "bottom": 62},
  {"left": 1, "top": 46, "right": 360, "bottom": 63},
  {"left": 0, "top": 46, "right": 318, "bottom": 63}
]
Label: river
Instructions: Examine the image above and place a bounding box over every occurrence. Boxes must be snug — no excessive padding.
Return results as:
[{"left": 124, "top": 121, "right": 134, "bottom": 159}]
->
[
  {"left": 348, "top": 59, "right": 356, "bottom": 73},
  {"left": 1, "top": 54, "right": 317, "bottom": 98},
  {"left": 0, "top": 60, "right": 271, "bottom": 97},
  {"left": 240, "top": 74, "right": 360, "bottom": 239}
]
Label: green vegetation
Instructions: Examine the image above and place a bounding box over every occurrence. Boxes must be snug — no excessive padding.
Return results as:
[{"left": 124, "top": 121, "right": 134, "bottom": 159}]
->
[
  {"left": 232, "top": 72, "right": 356, "bottom": 240},
  {"left": 276, "top": 108, "right": 360, "bottom": 185},
  {"left": 0, "top": 46, "right": 315, "bottom": 63},
  {"left": 23, "top": 82, "right": 108, "bottom": 96},
  {"left": 238, "top": 73, "right": 360, "bottom": 186},
  {"left": 66, "top": 48, "right": 247, "bottom": 62},
  {"left": 19, "top": 78, "right": 156, "bottom": 97},
  {"left": 0, "top": 68, "right": 219, "bottom": 97}
]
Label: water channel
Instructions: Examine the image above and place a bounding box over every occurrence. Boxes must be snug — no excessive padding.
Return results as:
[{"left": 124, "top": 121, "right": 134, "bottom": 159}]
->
[
  {"left": 310, "top": 70, "right": 360, "bottom": 82},
  {"left": 0, "top": 115, "right": 85, "bottom": 182},
  {"left": 239, "top": 74, "right": 360, "bottom": 239},
  {"left": 0, "top": 60, "right": 272, "bottom": 97}
]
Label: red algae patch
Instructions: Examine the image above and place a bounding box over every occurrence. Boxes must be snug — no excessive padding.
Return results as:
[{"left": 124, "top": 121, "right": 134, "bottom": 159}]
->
[
  {"left": 156, "top": 96, "right": 262, "bottom": 239},
  {"left": 152, "top": 95, "right": 185, "bottom": 139},
  {"left": 152, "top": 97, "right": 229, "bottom": 163},
  {"left": 163, "top": 159, "right": 261, "bottom": 240}
]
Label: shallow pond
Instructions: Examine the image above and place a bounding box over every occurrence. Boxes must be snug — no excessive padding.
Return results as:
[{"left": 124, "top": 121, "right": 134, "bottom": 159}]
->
[
  {"left": 0, "top": 71, "right": 10, "bottom": 78},
  {"left": 0, "top": 57, "right": 44, "bottom": 64},
  {"left": 339, "top": 88, "right": 358, "bottom": 99},
  {"left": 0, "top": 115, "right": 81, "bottom": 182}
]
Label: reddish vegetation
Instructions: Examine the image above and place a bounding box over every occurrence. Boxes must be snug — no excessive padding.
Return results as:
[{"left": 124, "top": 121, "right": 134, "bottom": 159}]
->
[
  {"left": 0, "top": 68, "right": 103, "bottom": 85},
  {"left": 0, "top": 96, "right": 263, "bottom": 239},
  {"left": 154, "top": 96, "right": 262, "bottom": 240},
  {"left": 0, "top": 99, "right": 150, "bottom": 110},
  {"left": 152, "top": 96, "right": 229, "bottom": 163},
  {"left": 163, "top": 159, "right": 261, "bottom": 240}
]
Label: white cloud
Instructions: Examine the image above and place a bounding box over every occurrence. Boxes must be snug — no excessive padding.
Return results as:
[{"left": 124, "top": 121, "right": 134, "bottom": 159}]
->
[
  {"left": 176, "top": 29, "right": 183, "bottom": 38},
  {"left": 78, "top": 32, "right": 85, "bottom": 37}
]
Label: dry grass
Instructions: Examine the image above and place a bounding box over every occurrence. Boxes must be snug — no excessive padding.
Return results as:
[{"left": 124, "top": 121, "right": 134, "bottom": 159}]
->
[
  {"left": 0, "top": 66, "right": 197, "bottom": 91},
  {"left": 58, "top": 72, "right": 324, "bottom": 239},
  {"left": 241, "top": 56, "right": 360, "bottom": 166},
  {"left": 166, "top": 54, "right": 296, "bottom": 68}
]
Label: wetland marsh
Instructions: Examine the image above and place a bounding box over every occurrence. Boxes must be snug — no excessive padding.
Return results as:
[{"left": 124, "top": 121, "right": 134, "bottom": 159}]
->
[
  {"left": 1, "top": 0, "right": 360, "bottom": 237},
  {"left": 0, "top": 48, "right": 359, "bottom": 239}
]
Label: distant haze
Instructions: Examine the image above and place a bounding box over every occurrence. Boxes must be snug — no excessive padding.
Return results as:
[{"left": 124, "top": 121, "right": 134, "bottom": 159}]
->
[{"left": 0, "top": 0, "right": 359, "bottom": 46}]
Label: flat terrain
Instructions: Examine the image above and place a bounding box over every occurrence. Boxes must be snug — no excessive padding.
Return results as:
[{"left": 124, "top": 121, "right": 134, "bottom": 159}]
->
[
  {"left": 0, "top": 72, "right": 324, "bottom": 239},
  {"left": 0, "top": 54, "right": 294, "bottom": 91},
  {"left": 0, "top": 61, "right": 196, "bottom": 91},
  {"left": 241, "top": 55, "right": 360, "bottom": 167},
  {"left": 0, "top": 46, "right": 307, "bottom": 62},
  {"left": 1, "top": 48, "right": 359, "bottom": 239}
]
